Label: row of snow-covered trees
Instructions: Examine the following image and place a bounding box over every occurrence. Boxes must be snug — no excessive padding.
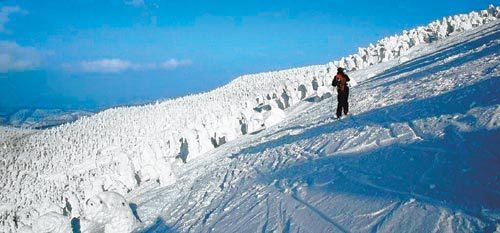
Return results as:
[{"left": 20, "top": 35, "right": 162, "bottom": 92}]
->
[
  {"left": 335, "top": 5, "right": 500, "bottom": 71},
  {"left": 0, "top": 5, "right": 498, "bottom": 233}
]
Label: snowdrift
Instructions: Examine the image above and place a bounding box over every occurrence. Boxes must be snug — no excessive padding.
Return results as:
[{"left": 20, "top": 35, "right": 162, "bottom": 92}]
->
[{"left": 0, "top": 5, "right": 499, "bottom": 233}]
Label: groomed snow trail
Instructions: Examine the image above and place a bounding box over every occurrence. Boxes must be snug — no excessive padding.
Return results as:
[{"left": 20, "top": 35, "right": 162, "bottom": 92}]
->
[{"left": 129, "top": 21, "right": 500, "bottom": 232}]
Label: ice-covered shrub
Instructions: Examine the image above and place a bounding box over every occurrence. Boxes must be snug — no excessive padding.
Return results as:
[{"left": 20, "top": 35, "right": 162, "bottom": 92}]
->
[{"left": 82, "top": 191, "right": 141, "bottom": 233}]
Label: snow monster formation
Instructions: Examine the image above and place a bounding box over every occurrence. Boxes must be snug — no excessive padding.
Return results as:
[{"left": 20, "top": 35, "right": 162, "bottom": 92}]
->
[
  {"left": 0, "top": 5, "right": 499, "bottom": 233},
  {"left": 18, "top": 192, "right": 141, "bottom": 233}
]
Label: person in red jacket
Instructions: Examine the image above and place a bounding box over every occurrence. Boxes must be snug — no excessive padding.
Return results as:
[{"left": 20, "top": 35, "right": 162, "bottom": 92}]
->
[{"left": 332, "top": 67, "right": 350, "bottom": 119}]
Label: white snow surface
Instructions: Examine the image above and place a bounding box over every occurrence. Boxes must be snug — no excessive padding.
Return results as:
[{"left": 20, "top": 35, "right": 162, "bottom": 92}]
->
[{"left": 1, "top": 6, "right": 499, "bottom": 233}]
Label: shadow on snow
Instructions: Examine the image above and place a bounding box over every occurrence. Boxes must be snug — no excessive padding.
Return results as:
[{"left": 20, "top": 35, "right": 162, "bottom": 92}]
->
[
  {"left": 140, "top": 217, "right": 178, "bottom": 233},
  {"left": 232, "top": 77, "right": 499, "bottom": 229}
]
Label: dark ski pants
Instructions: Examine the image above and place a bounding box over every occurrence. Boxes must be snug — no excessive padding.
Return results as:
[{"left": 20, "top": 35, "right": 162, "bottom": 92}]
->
[{"left": 336, "top": 89, "right": 349, "bottom": 118}]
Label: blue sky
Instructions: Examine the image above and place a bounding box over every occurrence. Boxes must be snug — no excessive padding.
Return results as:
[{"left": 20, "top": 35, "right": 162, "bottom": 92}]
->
[{"left": 0, "top": 0, "right": 495, "bottom": 110}]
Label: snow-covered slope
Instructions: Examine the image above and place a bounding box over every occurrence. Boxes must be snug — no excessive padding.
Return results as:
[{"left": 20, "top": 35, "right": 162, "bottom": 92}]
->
[
  {"left": 0, "top": 6, "right": 499, "bottom": 233},
  {"left": 129, "top": 20, "right": 500, "bottom": 232}
]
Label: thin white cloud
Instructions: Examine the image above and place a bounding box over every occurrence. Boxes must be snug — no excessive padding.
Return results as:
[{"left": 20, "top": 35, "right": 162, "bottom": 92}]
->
[
  {"left": 124, "top": 0, "right": 145, "bottom": 7},
  {"left": 161, "top": 59, "right": 192, "bottom": 70},
  {"left": 0, "top": 6, "right": 25, "bottom": 33},
  {"left": 0, "top": 40, "right": 41, "bottom": 73},
  {"left": 65, "top": 58, "right": 192, "bottom": 73},
  {"left": 70, "top": 59, "right": 131, "bottom": 73}
]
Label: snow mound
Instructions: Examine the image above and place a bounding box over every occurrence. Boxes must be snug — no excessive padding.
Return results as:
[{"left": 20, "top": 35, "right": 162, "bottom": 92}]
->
[
  {"left": 82, "top": 191, "right": 142, "bottom": 233},
  {"left": 22, "top": 212, "right": 71, "bottom": 233},
  {"left": 33, "top": 212, "right": 71, "bottom": 233},
  {"left": 18, "top": 191, "right": 141, "bottom": 233}
]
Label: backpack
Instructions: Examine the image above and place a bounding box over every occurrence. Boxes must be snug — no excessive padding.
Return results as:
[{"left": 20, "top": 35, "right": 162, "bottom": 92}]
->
[{"left": 333, "top": 74, "right": 347, "bottom": 92}]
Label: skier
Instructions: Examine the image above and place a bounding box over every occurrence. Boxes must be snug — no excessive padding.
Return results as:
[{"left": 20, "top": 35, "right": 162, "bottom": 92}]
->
[{"left": 331, "top": 67, "right": 350, "bottom": 119}]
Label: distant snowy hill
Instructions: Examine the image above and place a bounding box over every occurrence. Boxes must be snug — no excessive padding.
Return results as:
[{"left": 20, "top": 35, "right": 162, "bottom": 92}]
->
[
  {"left": 0, "top": 108, "right": 94, "bottom": 129},
  {"left": 1, "top": 5, "right": 499, "bottom": 233}
]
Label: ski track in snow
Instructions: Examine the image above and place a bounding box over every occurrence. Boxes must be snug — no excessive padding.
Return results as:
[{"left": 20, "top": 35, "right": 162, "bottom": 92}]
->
[{"left": 1, "top": 6, "right": 500, "bottom": 233}]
